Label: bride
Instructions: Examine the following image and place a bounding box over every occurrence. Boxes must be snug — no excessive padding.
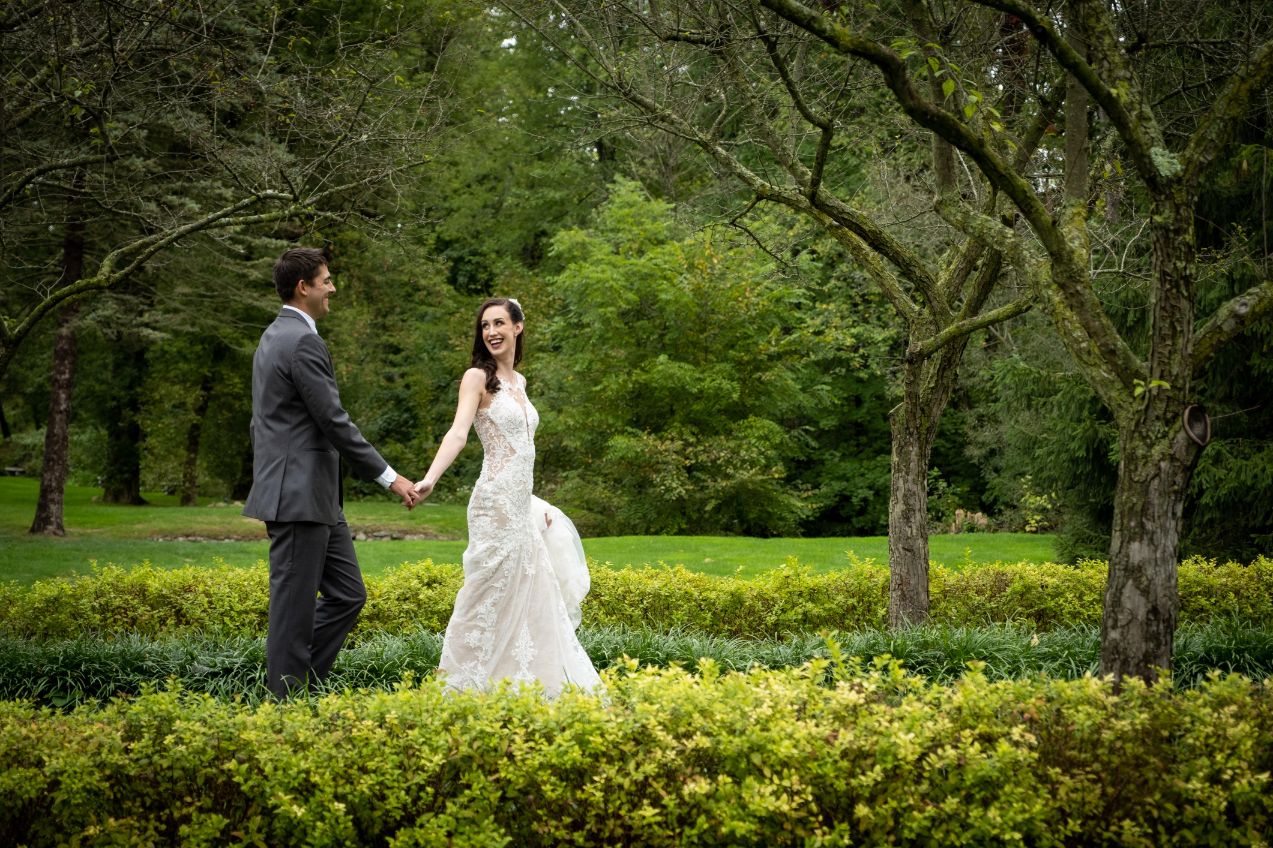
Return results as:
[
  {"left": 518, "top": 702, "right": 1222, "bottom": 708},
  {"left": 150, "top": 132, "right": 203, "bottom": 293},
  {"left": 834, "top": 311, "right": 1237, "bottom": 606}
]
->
[{"left": 413, "top": 297, "right": 601, "bottom": 695}]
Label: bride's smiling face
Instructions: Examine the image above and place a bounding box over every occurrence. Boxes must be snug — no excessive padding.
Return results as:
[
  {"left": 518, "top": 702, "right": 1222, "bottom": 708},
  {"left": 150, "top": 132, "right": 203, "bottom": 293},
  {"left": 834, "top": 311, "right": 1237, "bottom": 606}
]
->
[{"left": 480, "top": 305, "right": 522, "bottom": 360}]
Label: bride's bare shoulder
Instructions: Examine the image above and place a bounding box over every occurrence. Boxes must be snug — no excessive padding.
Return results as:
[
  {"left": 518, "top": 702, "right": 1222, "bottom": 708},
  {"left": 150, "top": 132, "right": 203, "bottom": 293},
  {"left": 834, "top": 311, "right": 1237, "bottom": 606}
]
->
[{"left": 460, "top": 368, "right": 487, "bottom": 393}]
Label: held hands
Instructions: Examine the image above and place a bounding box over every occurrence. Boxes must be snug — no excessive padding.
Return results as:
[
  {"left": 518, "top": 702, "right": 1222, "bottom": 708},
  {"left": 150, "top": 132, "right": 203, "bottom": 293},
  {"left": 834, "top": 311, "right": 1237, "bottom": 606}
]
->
[
  {"left": 389, "top": 475, "right": 420, "bottom": 510},
  {"left": 413, "top": 477, "right": 435, "bottom": 502}
]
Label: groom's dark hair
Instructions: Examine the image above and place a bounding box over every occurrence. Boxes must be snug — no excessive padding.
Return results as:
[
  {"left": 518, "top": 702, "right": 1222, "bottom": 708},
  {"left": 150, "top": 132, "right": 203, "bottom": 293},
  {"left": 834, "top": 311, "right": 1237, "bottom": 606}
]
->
[{"left": 273, "top": 247, "right": 330, "bottom": 302}]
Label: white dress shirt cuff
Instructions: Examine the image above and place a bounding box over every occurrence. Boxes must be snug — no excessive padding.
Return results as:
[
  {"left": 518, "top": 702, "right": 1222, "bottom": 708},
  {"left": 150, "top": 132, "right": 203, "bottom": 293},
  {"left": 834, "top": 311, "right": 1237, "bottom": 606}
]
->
[{"left": 376, "top": 466, "right": 397, "bottom": 488}]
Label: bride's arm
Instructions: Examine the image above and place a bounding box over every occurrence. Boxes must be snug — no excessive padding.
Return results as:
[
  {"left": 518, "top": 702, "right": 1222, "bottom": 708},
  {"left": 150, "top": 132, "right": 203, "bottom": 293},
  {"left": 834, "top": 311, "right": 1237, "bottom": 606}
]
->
[{"left": 414, "top": 368, "right": 485, "bottom": 499}]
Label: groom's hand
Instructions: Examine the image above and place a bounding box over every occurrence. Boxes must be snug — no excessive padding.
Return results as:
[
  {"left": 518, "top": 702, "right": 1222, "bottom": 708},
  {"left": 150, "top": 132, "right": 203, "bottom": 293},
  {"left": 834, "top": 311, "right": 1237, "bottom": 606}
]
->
[{"left": 390, "top": 475, "right": 419, "bottom": 509}]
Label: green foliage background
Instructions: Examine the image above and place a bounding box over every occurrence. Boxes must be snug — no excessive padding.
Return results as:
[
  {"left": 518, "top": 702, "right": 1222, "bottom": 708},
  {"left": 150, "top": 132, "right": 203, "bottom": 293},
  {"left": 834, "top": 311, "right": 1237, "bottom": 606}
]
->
[{"left": 1, "top": 0, "right": 1270, "bottom": 555}]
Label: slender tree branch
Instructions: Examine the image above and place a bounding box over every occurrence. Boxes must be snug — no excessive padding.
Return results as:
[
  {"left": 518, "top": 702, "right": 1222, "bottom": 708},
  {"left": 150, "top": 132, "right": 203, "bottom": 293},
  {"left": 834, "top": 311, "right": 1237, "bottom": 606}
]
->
[
  {"left": 0, "top": 155, "right": 110, "bottom": 210},
  {"left": 653, "top": 8, "right": 946, "bottom": 317},
  {"left": 658, "top": 29, "right": 727, "bottom": 48},
  {"left": 756, "top": 0, "right": 1063, "bottom": 258},
  {"left": 910, "top": 295, "right": 1031, "bottom": 359},
  {"left": 756, "top": 28, "right": 835, "bottom": 196},
  {"left": 0, "top": 152, "right": 424, "bottom": 379},
  {"left": 93, "top": 192, "right": 288, "bottom": 278},
  {"left": 728, "top": 196, "right": 789, "bottom": 267},
  {"left": 717, "top": 43, "right": 945, "bottom": 316},
  {"left": 4, "top": 61, "right": 55, "bottom": 129},
  {"left": 532, "top": 11, "right": 931, "bottom": 323},
  {"left": 1191, "top": 278, "right": 1273, "bottom": 374},
  {"left": 754, "top": 20, "right": 831, "bottom": 134},
  {"left": 811, "top": 188, "right": 948, "bottom": 319},
  {"left": 714, "top": 36, "right": 812, "bottom": 188},
  {"left": 0, "top": 192, "right": 286, "bottom": 378}
]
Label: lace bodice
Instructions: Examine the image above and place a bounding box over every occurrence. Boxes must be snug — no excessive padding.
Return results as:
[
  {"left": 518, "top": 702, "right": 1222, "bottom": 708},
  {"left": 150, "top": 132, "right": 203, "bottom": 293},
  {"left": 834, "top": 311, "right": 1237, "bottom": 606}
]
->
[{"left": 473, "top": 375, "right": 539, "bottom": 485}]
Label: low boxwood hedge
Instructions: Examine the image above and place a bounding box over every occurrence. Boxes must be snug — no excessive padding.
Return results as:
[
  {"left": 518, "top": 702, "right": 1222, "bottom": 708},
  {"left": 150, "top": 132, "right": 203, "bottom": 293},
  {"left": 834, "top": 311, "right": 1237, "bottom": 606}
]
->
[
  {"left": 1, "top": 661, "right": 1270, "bottom": 846},
  {"left": 2, "top": 555, "right": 1269, "bottom": 640}
]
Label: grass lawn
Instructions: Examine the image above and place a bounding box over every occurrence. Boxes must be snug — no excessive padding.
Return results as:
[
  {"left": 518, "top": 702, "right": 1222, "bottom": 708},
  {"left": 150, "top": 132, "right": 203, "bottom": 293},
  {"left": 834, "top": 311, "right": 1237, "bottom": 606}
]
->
[{"left": 0, "top": 477, "right": 1057, "bottom": 584}]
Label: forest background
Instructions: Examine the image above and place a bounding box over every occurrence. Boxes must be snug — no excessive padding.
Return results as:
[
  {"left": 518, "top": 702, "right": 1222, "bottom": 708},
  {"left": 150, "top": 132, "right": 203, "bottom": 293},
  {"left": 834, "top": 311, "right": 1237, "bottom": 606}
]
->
[{"left": 3, "top": 0, "right": 1271, "bottom": 568}]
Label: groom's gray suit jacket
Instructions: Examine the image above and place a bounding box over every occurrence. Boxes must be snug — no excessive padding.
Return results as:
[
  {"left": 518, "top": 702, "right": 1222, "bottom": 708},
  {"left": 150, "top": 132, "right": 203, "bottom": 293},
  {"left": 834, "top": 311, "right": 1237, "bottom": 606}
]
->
[{"left": 243, "top": 308, "right": 386, "bottom": 525}]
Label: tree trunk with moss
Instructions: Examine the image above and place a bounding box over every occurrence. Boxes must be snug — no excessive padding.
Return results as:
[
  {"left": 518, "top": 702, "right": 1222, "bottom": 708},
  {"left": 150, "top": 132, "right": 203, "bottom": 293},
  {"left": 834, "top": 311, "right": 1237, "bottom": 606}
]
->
[
  {"left": 887, "top": 382, "right": 935, "bottom": 626},
  {"left": 1102, "top": 421, "right": 1202, "bottom": 679}
]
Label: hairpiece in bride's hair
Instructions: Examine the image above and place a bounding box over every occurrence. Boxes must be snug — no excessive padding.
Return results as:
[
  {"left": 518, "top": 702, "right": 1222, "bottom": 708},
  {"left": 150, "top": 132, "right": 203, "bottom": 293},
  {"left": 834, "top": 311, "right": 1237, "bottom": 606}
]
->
[{"left": 507, "top": 297, "right": 523, "bottom": 317}]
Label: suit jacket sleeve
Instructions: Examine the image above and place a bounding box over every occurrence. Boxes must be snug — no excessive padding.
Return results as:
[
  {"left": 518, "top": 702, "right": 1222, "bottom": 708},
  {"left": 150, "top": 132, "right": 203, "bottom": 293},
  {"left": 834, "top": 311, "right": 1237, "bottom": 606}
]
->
[{"left": 291, "top": 332, "right": 388, "bottom": 482}]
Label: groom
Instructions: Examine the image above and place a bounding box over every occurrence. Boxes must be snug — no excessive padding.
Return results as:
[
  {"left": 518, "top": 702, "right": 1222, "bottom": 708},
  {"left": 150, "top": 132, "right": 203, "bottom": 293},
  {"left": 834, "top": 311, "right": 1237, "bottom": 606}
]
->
[{"left": 244, "top": 247, "right": 419, "bottom": 698}]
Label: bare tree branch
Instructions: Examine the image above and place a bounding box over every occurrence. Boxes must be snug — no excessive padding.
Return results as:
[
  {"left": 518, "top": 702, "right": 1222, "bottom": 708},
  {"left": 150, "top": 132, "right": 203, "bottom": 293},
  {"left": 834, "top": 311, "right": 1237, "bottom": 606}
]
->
[
  {"left": 514, "top": 3, "right": 934, "bottom": 321},
  {"left": 0, "top": 152, "right": 427, "bottom": 376},
  {"left": 750, "top": 13, "right": 835, "bottom": 195},
  {"left": 1191, "top": 278, "right": 1273, "bottom": 374},
  {"left": 0, "top": 155, "right": 110, "bottom": 210},
  {"left": 910, "top": 295, "right": 1031, "bottom": 359}
]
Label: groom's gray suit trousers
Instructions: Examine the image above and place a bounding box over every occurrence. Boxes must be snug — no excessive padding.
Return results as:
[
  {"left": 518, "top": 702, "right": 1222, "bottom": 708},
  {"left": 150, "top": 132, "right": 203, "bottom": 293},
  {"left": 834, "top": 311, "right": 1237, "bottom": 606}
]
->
[{"left": 264, "top": 516, "right": 366, "bottom": 698}]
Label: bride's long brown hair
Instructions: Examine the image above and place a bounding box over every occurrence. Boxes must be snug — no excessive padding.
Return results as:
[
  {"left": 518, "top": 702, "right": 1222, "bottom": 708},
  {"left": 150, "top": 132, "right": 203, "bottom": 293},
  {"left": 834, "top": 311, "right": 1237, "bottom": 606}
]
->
[{"left": 470, "top": 297, "right": 524, "bottom": 395}]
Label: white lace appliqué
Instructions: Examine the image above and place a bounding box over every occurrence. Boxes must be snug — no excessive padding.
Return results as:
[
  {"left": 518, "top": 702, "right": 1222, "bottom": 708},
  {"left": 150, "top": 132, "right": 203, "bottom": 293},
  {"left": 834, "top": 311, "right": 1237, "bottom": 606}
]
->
[{"left": 437, "top": 375, "right": 601, "bottom": 697}]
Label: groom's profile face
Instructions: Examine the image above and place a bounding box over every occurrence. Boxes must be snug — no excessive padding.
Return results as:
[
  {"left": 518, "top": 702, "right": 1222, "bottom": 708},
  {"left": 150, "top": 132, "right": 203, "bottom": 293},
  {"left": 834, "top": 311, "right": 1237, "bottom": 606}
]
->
[{"left": 294, "top": 264, "right": 335, "bottom": 320}]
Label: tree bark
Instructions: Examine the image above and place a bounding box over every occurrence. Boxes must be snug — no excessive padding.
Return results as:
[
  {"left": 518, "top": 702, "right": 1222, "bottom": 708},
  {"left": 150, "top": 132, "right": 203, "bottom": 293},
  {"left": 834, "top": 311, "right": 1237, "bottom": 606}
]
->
[
  {"left": 180, "top": 369, "right": 216, "bottom": 506},
  {"left": 887, "top": 351, "right": 955, "bottom": 627},
  {"left": 29, "top": 209, "right": 86, "bottom": 535},
  {"left": 29, "top": 304, "right": 80, "bottom": 535},
  {"left": 1101, "top": 422, "right": 1201, "bottom": 684},
  {"left": 1101, "top": 193, "right": 1202, "bottom": 684},
  {"left": 887, "top": 401, "right": 934, "bottom": 627}
]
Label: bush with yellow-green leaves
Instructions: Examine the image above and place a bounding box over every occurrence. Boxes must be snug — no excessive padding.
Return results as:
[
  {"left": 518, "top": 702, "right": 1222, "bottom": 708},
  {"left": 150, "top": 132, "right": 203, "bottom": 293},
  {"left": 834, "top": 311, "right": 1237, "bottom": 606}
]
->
[
  {"left": 1, "top": 556, "right": 1269, "bottom": 640},
  {"left": 1, "top": 658, "right": 1270, "bottom": 847}
]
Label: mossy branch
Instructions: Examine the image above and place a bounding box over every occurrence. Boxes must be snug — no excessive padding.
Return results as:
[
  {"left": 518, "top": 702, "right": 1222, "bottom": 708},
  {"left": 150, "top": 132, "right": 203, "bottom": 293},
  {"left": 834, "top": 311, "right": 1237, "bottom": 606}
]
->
[
  {"left": 1192, "top": 278, "right": 1273, "bottom": 375},
  {"left": 0, "top": 155, "right": 110, "bottom": 210}
]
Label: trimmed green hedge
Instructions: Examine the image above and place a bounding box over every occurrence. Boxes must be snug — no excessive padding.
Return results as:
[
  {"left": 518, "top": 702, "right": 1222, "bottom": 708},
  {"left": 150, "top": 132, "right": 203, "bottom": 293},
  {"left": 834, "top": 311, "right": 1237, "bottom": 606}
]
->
[
  {"left": 2, "top": 662, "right": 1270, "bottom": 846},
  {"left": 1, "top": 555, "right": 1270, "bottom": 640},
  {"left": 5, "top": 621, "right": 1273, "bottom": 708}
]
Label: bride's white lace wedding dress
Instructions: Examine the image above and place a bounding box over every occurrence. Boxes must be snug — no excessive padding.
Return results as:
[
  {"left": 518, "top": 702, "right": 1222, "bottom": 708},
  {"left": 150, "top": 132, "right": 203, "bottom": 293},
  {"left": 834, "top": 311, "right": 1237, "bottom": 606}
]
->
[{"left": 438, "top": 373, "right": 601, "bottom": 695}]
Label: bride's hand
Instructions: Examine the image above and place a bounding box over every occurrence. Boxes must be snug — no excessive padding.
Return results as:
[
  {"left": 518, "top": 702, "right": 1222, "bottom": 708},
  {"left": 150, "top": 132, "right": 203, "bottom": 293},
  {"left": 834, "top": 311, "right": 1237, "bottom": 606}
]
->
[{"left": 413, "top": 478, "right": 435, "bottom": 501}]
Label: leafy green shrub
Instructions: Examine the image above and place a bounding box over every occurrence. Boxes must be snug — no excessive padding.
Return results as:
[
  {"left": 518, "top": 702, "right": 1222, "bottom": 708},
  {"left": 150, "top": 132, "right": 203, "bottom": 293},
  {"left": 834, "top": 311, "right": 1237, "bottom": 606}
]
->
[
  {"left": 0, "top": 560, "right": 270, "bottom": 640},
  {"left": 1, "top": 662, "right": 1270, "bottom": 846},
  {"left": 929, "top": 558, "right": 1108, "bottom": 628},
  {"left": 358, "top": 560, "right": 464, "bottom": 633},
  {"left": 1, "top": 556, "right": 1269, "bottom": 641},
  {"left": 4, "top": 621, "right": 1272, "bottom": 709},
  {"left": 586, "top": 556, "right": 888, "bottom": 635}
]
